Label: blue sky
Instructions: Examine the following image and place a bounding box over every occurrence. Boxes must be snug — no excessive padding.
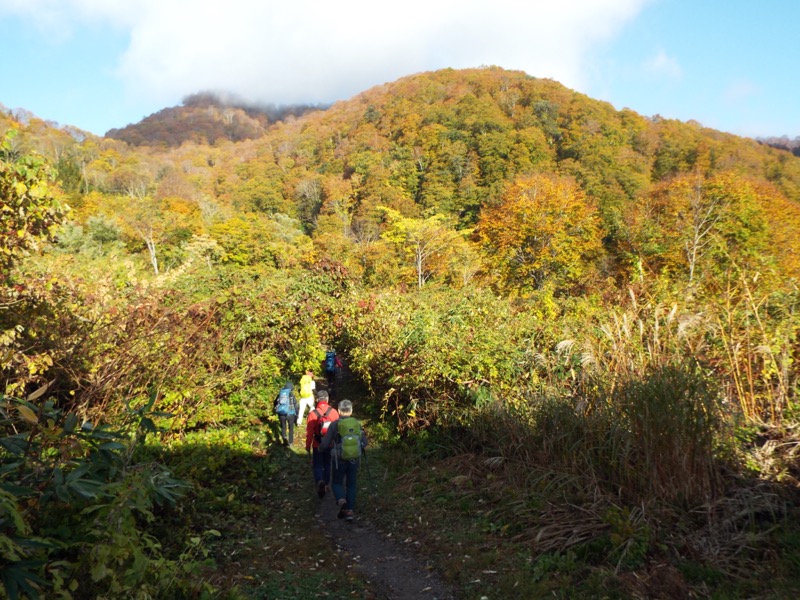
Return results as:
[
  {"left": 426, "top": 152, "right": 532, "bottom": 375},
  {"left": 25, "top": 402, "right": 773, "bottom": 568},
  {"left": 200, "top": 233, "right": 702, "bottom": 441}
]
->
[{"left": 0, "top": 0, "right": 797, "bottom": 139}]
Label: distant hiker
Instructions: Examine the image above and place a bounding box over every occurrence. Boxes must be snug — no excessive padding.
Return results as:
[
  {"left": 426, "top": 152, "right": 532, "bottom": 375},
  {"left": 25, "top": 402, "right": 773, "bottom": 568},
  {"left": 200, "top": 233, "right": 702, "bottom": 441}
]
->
[
  {"left": 305, "top": 390, "right": 339, "bottom": 498},
  {"left": 324, "top": 349, "right": 343, "bottom": 396},
  {"left": 318, "top": 399, "right": 367, "bottom": 522},
  {"left": 273, "top": 382, "right": 299, "bottom": 446},
  {"left": 296, "top": 369, "right": 316, "bottom": 426}
]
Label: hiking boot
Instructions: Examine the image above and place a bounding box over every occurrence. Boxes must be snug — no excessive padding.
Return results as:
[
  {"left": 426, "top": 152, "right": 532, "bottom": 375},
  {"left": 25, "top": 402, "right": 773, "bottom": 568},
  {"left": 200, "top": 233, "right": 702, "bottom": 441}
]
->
[
  {"left": 336, "top": 499, "right": 347, "bottom": 519},
  {"left": 344, "top": 509, "right": 354, "bottom": 522},
  {"left": 317, "top": 481, "right": 326, "bottom": 499}
]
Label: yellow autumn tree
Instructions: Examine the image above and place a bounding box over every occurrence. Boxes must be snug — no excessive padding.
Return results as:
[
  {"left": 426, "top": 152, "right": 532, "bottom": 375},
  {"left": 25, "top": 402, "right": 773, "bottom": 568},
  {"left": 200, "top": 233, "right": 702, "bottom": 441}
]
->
[
  {"left": 477, "top": 173, "right": 602, "bottom": 293},
  {"left": 756, "top": 181, "right": 800, "bottom": 280},
  {"left": 626, "top": 172, "right": 771, "bottom": 283},
  {"left": 379, "top": 207, "right": 462, "bottom": 288}
]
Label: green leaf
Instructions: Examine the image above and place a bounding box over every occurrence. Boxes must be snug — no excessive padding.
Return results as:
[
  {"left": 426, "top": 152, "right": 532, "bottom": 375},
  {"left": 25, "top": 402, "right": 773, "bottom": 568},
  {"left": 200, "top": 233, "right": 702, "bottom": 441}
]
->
[
  {"left": 67, "top": 479, "right": 103, "bottom": 500},
  {"left": 98, "top": 441, "right": 126, "bottom": 451},
  {"left": 0, "top": 482, "right": 34, "bottom": 496},
  {"left": 91, "top": 561, "right": 111, "bottom": 582},
  {"left": 0, "top": 461, "right": 23, "bottom": 477},
  {"left": 0, "top": 434, "right": 28, "bottom": 456},
  {"left": 63, "top": 413, "right": 78, "bottom": 434},
  {"left": 0, "top": 560, "right": 48, "bottom": 600}
]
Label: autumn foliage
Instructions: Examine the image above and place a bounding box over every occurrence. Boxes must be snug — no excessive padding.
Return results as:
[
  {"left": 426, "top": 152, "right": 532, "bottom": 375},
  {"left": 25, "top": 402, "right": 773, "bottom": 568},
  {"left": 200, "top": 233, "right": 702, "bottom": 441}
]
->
[
  {"left": 3, "top": 66, "right": 800, "bottom": 598},
  {"left": 478, "top": 173, "right": 602, "bottom": 293}
]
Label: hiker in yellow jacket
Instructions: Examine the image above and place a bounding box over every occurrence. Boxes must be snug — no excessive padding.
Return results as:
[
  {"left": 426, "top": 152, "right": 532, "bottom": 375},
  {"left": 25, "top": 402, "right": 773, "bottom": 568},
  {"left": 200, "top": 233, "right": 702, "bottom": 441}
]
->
[{"left": 296, "top": 369, "right": 316, "bottom": 426}]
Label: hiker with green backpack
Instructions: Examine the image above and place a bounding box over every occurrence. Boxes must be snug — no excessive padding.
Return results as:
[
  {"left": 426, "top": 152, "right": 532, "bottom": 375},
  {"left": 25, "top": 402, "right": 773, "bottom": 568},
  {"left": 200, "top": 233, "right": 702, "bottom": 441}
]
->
[{"left": 318, "top": 399, "right": 367, "bottom": 522}]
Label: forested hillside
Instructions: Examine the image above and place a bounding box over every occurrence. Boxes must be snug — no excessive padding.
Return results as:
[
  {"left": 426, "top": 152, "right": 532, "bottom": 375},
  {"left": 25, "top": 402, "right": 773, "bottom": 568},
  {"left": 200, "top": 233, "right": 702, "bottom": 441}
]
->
[
  {"left": 2, "top": 66, "right": 800, "bottom": 599},
  {"left": 105, "top": 92, "right": 325, "bottom": 147},
  {"left": 760, "top": 134, "right": 800, "bottom": 157}
]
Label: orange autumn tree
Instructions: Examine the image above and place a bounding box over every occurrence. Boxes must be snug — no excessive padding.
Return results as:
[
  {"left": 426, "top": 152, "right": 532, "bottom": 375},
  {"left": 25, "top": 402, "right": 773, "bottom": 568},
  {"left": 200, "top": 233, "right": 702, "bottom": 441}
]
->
[
  {"left": 626, "top": 172, "right": 772, "bottom": 284},
  {"left": 477, "top": 173, "right": 602, "bottom": 294},
  {"left": 745, "top": 179, "right": 800, "bottom": 281}
]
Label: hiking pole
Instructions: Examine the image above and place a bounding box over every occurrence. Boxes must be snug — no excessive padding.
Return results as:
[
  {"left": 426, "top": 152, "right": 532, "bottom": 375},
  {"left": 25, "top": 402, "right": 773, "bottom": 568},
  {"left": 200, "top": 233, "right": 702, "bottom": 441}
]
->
[{"left": 361, "top": 447, "right": 374, "bottom": 491}]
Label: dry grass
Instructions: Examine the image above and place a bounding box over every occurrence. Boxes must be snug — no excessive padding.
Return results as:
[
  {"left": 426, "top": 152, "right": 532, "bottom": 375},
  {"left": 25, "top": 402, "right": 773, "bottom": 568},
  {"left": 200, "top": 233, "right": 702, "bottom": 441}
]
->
[{"left": 367, "top": 427, "right": 800, "bottom": 598}]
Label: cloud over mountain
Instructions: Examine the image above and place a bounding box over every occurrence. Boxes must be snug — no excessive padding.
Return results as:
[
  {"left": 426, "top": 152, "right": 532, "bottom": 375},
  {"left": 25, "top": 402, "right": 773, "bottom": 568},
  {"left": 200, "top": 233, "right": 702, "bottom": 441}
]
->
[{"left": 5, "top": 0, "right": 647, "bottom": 108}]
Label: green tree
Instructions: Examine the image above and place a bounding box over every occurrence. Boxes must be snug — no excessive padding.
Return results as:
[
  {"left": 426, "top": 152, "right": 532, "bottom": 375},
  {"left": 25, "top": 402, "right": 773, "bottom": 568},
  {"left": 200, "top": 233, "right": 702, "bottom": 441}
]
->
[
  {"left": 626, "top": 172, "right": 770, "bottom": 283},
  {"left": 0, "top": 130, "right": 70, "bottom": 283}
]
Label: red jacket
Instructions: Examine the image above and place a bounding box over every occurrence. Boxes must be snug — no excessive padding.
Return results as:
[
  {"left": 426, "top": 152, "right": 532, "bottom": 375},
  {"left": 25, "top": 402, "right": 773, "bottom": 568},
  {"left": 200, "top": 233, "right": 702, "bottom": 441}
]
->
[{"left": 305, "top": 401, "right": 339, "bottom": 452}]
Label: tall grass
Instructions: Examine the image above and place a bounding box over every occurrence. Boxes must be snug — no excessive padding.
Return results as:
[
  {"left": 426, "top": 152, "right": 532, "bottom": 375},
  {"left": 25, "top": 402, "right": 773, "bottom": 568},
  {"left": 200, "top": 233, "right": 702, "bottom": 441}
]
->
[
  {"left": 603, "top": 365, "right": 724, "bottom": 504},
  {"left": 466, "top": 364, "right": 726, "bottom": 507},
  {"left": 714, "top": 273, "right": 797, "bottom": 423}
]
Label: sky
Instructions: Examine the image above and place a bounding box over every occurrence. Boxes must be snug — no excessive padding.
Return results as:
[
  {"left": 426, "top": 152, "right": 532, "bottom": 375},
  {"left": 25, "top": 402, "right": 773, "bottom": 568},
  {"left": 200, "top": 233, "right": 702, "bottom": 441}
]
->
[{"left": 0, "top": 0, "right": 797, "bottom": 139}]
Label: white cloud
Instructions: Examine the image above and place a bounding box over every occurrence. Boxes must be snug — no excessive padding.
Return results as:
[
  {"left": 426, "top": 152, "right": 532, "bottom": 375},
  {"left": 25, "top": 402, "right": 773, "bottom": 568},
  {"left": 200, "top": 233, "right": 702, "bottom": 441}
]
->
[
  {"left": 643, "top": 48, "right": 682, "bottom": 80},
  {"left": 2, "top": 0, "right": 649, "bottom": 106}
]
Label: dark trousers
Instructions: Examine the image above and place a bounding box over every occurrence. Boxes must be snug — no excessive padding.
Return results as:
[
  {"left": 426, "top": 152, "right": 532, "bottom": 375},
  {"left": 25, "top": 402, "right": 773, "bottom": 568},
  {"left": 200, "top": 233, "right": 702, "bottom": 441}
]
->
[
  {"left": 278, "top": 415, "right": 295, "bottom": 444},
  {"left": 312, "top": 448, "right": 332, "bottom": 485},
  {"left": 331, "top": 458, "right": 359, "bottom": 511},
  {"left": 326, "top": 370, "right": 336, "bottom": 398}
]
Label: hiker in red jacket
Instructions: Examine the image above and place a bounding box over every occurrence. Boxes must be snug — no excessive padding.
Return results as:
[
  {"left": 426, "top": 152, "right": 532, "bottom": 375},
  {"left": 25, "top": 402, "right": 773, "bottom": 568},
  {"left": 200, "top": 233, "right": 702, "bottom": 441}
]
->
[{"left": 305, "top": 390, "right": 339, "bottom": 498}]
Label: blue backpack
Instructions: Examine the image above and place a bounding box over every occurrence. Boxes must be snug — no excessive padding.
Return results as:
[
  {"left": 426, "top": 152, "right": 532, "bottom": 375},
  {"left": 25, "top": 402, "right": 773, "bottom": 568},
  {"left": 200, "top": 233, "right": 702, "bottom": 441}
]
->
[
  {"left": 325, "top": 351, "right": 336, "bottom": 372},
  {"left": 275, "top": 388, "right": 295, "bottom": 416}
]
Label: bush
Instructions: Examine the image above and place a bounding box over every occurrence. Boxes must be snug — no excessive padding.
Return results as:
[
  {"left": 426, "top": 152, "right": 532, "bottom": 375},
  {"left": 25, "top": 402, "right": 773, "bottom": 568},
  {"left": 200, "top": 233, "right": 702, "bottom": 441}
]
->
[
  {"left": 0, "top": 395, "right": 215, "bottom": 599},
  {"left": 456, "top": 363, "right": 727, "bottom": 506}
]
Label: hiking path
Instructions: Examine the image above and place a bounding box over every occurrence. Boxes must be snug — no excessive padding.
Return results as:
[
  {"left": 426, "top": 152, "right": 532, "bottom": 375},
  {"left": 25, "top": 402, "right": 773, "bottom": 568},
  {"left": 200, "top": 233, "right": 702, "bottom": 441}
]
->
[{"left": 302, "top": 372, "right": 456, "bottom": 599}]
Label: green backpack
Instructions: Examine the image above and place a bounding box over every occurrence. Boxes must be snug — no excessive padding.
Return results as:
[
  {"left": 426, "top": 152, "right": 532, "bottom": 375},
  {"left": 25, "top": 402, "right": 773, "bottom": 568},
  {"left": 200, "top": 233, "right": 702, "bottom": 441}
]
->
[{"left": 337, "top": 417, "right": 362, "bottom": 460}]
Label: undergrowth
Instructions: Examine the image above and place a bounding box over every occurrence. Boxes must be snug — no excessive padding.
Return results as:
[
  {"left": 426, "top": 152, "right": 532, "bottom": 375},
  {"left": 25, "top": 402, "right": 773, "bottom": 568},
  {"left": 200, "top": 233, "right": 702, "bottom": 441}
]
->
[{"left": 360, "top": 366, "right": 800, "bottom": 599}]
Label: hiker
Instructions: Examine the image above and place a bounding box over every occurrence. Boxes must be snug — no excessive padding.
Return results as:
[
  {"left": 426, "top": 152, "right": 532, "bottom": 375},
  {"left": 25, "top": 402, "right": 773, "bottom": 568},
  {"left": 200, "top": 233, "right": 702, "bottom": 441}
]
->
[
  {"left": 273, "top": 382, "right": 299, "bottom": 445},
  {"left": 296, "top": 369, "right": 316, "bottom": 426},
  {"left": 318, "top": 399, "right": 367, "bottom": 522},
  {"left": 305, "top": 389, "right": 339, "bottom": 498},
  {"left": 323, "top": 349, "right": 343, "bottom": 396}
]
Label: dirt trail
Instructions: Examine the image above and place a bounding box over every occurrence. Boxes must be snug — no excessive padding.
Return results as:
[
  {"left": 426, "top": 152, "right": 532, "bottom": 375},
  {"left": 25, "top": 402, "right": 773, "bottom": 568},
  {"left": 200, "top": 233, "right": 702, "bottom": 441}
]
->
[
  {"left": 314, "top": 488, "right": 456, "bottom": 600},
  {"left": 313, "top": 375, "right": 456, "bottom": 600}
]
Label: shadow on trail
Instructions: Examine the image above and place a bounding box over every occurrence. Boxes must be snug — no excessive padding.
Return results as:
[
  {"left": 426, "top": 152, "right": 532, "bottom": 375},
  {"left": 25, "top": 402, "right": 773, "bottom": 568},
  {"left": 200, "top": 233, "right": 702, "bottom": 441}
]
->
[
  {"left": 288, "top": 448, "right": 456, "bottom": 600},
  {"left": 306, "top": 373, "right": 457, "bottom": 599},
  {"left": 309, "top": 448, "right": 456, "bottom": 600}
]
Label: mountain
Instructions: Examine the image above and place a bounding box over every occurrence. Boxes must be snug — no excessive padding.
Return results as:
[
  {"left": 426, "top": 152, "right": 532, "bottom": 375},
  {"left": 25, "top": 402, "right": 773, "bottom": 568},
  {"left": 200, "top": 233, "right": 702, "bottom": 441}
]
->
[
  {"left": 4, "top": 66, "right": 800, "bottom": 285},
  {"left": 223, "top": 66, "right": 800, "bottom": 224},
  {"left": 104, "top": 92, "right": 326, "bottom": 147},
  {"left": 758, "top": 135, "right": 800, "bottom": 157}
]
